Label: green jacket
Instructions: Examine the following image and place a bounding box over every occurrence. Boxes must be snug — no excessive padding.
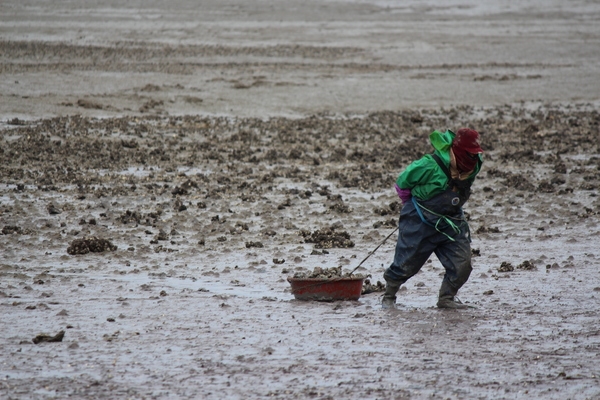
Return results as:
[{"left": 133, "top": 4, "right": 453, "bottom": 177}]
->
[{"left": 396, "top": 130, "right": 483, "bottom": 201}]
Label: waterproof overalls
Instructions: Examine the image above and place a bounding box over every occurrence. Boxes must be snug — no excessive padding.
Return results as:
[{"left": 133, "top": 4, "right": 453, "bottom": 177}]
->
[{"left": 383, "top": 130, "right": 482, "bottom": 302}]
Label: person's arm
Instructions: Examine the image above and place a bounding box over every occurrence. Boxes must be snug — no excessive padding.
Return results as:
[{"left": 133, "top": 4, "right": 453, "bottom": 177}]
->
[
  {"left": 396, "top": 156, "right": 436, "bottom": 190},
  {"left": 394, "top": 156, "right": 436, "bottom": 203}
]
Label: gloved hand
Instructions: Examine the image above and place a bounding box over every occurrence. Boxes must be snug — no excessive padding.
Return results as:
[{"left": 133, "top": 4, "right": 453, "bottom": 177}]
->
[{"left": 394, "top": 184, "right": 412, "bottom": 204}]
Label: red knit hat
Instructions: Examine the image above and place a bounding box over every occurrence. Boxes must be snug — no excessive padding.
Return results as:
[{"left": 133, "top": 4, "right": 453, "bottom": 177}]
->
[{"left": 453, "top": 128, "right": 483, "bottom": 154}]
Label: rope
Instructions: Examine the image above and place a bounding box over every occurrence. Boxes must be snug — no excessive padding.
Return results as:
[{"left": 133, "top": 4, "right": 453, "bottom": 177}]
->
[
  {"left": 349, "top": 226, "right": 398, "bottom": 276},
  {"left": 289, "top": 225, "right": 400, "bottom": 293},
  {"left": 411, "top": 196, "right": 462, "bottom": 242}
]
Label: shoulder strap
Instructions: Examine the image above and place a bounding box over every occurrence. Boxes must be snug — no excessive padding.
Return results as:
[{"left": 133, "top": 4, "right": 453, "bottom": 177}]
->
[{"left": 431, "top": 153, "right": 452, "bottom": 181}]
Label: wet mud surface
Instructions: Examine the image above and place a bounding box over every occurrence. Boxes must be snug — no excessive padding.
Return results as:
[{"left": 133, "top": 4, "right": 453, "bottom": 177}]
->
[
  {"left": 2, "top": 104, "right": 599, "bottom": 399},
  {"left": 2, "top": 1, "right": 600, "bottom": 399},
  {"left": 2, "top": 1, "right": 600, "bottom": 119}
]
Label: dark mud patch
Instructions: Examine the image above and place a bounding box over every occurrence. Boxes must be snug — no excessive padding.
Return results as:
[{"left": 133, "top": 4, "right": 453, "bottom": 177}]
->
[
  {"left": 517, "top": 260, "right": 537, "bottom": 270},
  {"left": 498, "top": 260, "right": 537, "bottom": 272},
  {"left": 326, "top": 195, "right": 353, "bottom": 213},
  {"left": 373, "top": 201, "right": 402, "bottom": 216},
  {"left": 67, "top": 237, "right": 117, "bottom": 255},
  {"left": 32, "top": 330, "right": 65, "bottom": 344},
  {"left": 498, "top": 262, "right": 514, "bottom": 272},
  {"left": 361, "top": 278, "right": 385, "bottom": 294},
  {"left": 502, "top": 173, "right": 535, "bottom": 191},
  {"left": 300, "top": 226, "right": 354, "bottom": 249},
  {"left": 476, "top": 225, "right": 501, "bottom": 234},
  {"left": 77, "top": 99, "right": 104, "bottom": 110},
  {"left": 2, "top": 225, "right": 31, "bottom": 235}
]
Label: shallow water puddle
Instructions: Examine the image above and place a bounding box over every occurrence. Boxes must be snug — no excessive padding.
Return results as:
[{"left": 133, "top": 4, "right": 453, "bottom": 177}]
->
[{"left": 80, "top": 273, "right": 289, "bottom": 301}]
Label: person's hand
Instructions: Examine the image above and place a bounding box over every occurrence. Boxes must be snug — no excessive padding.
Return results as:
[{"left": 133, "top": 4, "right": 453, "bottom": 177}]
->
[{"left": 395, "top": 184, "right": 412, "bottom": 204}]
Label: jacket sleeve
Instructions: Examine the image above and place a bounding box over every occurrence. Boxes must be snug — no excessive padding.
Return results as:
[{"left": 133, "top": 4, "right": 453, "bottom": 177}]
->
[{"left": 396, "top": 156, "right": 437, "bottom": 190}]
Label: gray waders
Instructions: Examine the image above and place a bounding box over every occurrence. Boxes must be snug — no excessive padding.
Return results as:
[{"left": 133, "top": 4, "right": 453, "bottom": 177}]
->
[{"left": 383, "top": 188, "right": 474, "bottom": 310}]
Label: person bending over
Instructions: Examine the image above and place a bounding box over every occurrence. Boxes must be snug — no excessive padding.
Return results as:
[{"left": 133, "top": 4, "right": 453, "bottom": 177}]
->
[{"left": 383, "top": 128, "right": 484, "bottom": 310}]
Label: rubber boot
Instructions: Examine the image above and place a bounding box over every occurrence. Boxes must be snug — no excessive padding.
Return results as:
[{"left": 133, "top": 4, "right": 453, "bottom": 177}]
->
[
  {"left": 437, "top": 295, "right": 471, "bottom": 309},
  {"left": 437, "top": 281, "right": 473, "bottom": 309},
  {"left": 382, "top": 280, "right": 401, "bottom": 309}
]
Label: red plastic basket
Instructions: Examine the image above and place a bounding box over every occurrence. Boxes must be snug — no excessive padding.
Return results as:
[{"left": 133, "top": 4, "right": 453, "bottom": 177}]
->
[{"left": 287, "top": 276, "right": 365, "bottom": 301}]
